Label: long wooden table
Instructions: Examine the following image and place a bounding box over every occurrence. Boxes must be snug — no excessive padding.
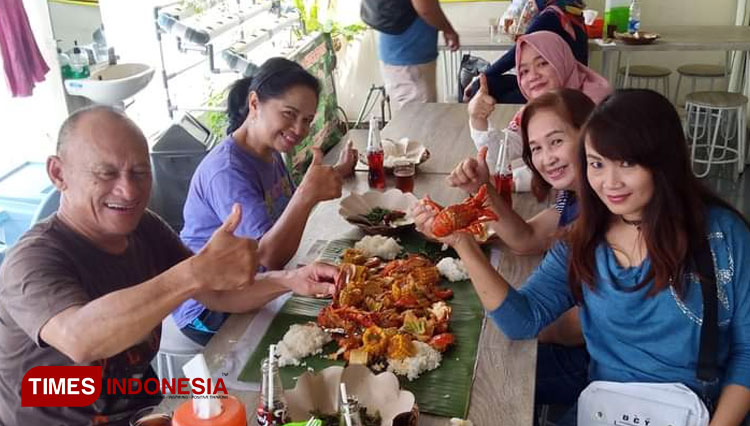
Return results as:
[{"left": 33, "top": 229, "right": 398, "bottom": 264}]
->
[
  {"left": 595, "top": 25, "right": 750, "bottom": 84},
  {"left": 332, "top": 102, "right": 518, "bottom": 175},
  {"left": 161, "top": 103, "right": 545, "bottom": 425},
  {"left": 438, "top": 25, "right": 750, "bottom": 98}
]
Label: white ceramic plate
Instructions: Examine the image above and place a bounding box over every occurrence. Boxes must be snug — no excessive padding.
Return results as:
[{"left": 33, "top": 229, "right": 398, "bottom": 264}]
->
[
  {"left": 339, "top": 189, "right": 419, "bottom": 235},
  {"left": 359, "top": 138, "right": 430, "bottom": 170}
]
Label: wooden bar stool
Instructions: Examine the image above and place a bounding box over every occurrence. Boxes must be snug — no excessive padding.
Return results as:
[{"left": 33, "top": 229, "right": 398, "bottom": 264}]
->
[
  {"left": 685, "top": 91, "right": 748, "bottom": 180},
  {"left": 674, "top": 63, "right": 728, "bottom": 104},
  {"left": 617, "top": 65, "right": 672, "bottom": 98},
  {"left": 674, "top": 52, "right": 731, "bottom": 104}
]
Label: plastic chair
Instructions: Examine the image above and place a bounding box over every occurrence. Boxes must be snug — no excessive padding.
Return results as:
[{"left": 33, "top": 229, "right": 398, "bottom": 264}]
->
[
  {"left": 31, "top": 189, "right": 60, "bottom": 224},
  {"left": 155, "top": 314, "right": 204, "bottom": 388}
]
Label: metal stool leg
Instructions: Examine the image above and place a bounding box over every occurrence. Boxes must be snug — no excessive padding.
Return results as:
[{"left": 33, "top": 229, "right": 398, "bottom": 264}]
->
[
  {"left": 674, "top": 73, "right": 683, "bottom": 104},
  {"left": 715, "top": 110, "right": 731, "bottom": 161},
  {"left": 739, "top": 105, "right": 748, "bottom": 171},
  {"left": 691, "top": 77, "right": 697, "bottom": 97},
  {"left": 689, "top": 103, "right": 700, "bottom": 172},
  {"left": 700, "top": 108, "right": 725, "bottom": 178}
]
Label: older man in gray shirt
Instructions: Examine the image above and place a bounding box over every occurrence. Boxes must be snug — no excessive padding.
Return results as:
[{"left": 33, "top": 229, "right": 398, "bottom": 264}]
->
[{"left": 0, "top": 106, "right": 335, "bottom": 425}]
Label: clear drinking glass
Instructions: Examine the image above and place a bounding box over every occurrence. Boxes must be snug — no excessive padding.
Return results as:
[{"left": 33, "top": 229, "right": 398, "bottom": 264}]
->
[
  {"left": 393, "top": 160, "right": 415, "bottom": 193},
  {"left": 129, "top": 406, "right": 171, "bottom": 426}
]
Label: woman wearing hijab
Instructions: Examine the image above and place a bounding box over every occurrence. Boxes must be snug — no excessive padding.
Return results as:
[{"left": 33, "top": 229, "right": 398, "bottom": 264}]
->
[
  {"left": 469, "top": 30, "right": 611, "bottom": 178},
  {"left": 464, "top": 0, "right": 589, "bottom": 103}
]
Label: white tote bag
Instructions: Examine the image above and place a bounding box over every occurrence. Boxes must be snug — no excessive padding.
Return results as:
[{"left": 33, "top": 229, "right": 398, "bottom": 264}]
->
[{"left": 577, "top": 381, "right": 710, "bottom": 426}]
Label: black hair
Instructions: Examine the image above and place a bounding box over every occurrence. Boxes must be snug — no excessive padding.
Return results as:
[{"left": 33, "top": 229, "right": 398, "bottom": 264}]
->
[
  {"left": 568, "top": 89, "right": 749, "bottom": 301},
  {"left": 225, "top": 57, "right": 321, "bottom": 134}
]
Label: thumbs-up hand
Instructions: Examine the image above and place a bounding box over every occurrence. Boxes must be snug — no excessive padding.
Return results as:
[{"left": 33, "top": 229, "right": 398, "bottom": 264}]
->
[
  {"left": 468, "top": 74, "right": 497, "bottom": 131},
  {"left": 311, "top": 146, "right": 324, "bottom": 165},
  {"left": 447, "top": 146, "right": 491, "bottom": 195},
  {"left": 190, "top": 204, "right": 259, "bottom": 291},
  {"left": 334, "top": 139, "right": 358, "bottom": 178},
  {"left": 299, "top": 146, "right": 343, "bottom": 203}
]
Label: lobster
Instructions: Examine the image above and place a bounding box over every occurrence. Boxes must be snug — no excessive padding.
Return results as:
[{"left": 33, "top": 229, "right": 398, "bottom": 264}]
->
[{"left": 421, "top": 184, "right": 498, "bottom": 238}]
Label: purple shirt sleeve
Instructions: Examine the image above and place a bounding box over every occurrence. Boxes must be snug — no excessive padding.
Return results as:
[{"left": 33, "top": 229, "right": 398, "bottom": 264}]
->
[{"left": 206, "top": 165, "right": 274, "bottom": 241}]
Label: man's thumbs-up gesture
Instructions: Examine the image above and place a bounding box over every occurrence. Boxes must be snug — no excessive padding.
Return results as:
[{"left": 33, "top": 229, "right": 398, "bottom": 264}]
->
[{"left": 190, "top": 204, "right": 259, "bottom": 291}]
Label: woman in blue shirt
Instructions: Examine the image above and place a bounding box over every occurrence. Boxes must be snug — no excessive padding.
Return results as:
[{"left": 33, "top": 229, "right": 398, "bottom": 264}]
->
[
  {"left": 414, "top": 89, "right": 750, "bottom": 423},
  {"left": 450, "top": 88, "right": 596, "bottom": 409}
]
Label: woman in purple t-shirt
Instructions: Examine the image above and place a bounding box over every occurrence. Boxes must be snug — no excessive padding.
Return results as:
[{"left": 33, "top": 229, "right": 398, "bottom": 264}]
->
[{"left": 177, "top": 58, "right": 357, "bottom": 345}]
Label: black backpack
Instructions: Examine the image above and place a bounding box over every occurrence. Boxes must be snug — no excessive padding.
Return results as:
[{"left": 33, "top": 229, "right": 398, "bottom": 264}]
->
[
  {"left": 361, "top": 0, "right": 418, "bottom": 35},
  {"left": 458, "top": 54, "right": 490, "bottom": 103}
]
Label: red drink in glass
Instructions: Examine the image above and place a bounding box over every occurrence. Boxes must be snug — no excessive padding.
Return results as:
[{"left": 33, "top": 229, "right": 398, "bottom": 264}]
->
[
  {"left": 367, "top": 116, "right": 386, "bottom": 190},
  {"left": 367, "top": 150, "right": 386, "bottom": 190},
  {"left": 493, "top": 173, "right": 513, "bottom": 208},
  {"left": 393, "top": 161, "right": 415, "bottom": 193},
  {"left": 395, "top": 173, "right": 414, "bottom": 193}
]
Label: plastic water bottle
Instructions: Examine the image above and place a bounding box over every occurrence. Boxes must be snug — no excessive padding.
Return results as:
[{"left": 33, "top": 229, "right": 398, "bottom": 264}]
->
[
  {"left": 69, "top": 41, "right": 90, "bottom": 79},
  {"left": 57, "top": 48, "right": 73, "bottom": 80},
  {"left": 628, "top": 0, "right": 641, "bottom": 34}
]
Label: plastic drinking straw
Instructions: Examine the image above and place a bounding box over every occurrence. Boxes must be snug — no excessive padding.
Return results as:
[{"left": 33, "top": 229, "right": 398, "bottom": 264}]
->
[
  {"left": 340, "top": 383, "right": 352, "bottom": 426},
  {"left": 268, "top": 344, "right": 276, "bottom": 410},
  {"left": 497, "top": 130, "right": 510, "bottom": 175}
]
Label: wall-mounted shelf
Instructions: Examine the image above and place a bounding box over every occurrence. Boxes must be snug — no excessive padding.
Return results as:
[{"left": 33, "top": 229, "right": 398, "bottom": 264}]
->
[{"left": 154, "top": 0, "right": 301, "bottom": 117}]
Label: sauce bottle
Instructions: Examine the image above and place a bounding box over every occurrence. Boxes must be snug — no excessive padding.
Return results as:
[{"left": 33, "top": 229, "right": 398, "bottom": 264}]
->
[
  {"left": 256, "top": 354, "right": 288, "bottom": 426},
  {"left": 493, "top": 133, "right": 513, "bottom": 208},
  {"left": 367, "top": 116, "right": 386, "bottom": 190}
]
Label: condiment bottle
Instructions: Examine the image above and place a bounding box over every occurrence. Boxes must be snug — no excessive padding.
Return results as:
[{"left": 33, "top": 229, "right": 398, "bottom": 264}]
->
[
  {"left": 493, "top": 133, "right": 513, "bottom": 207},
  {"left": 256, "top": 348, "right": 288, "bottom": 426},
  {"left": 367, "top": 116, "right": 386, "bottom": 190},
  {"left": 338, "top": 383, "right": 363, "bottom": 426}
]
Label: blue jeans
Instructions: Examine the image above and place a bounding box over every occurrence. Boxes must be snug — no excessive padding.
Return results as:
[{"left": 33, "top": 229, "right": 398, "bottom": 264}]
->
[
  {"left": 535, "top": 343, "right": 589, "bottom": 425},
  {"left": 179, "top": 309, "right": 229, "bottom": 346},
  {"left": 536, "top": 343, "right": 590, "bottom": 405}
]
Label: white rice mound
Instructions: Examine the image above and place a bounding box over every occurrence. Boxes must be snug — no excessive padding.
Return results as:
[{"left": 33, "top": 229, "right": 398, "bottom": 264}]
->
[
  {"left": 436, "top": 257, "right": 469, "bottom": 282},
  {"left": 387, "top": 341, "right": 442, "bottom": 381},
  {"left": 354, "top": 235, "right": 403, "bottom": 260},
  {"left": 276, "top": 323, "right": 332, "bottom": 367}
]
